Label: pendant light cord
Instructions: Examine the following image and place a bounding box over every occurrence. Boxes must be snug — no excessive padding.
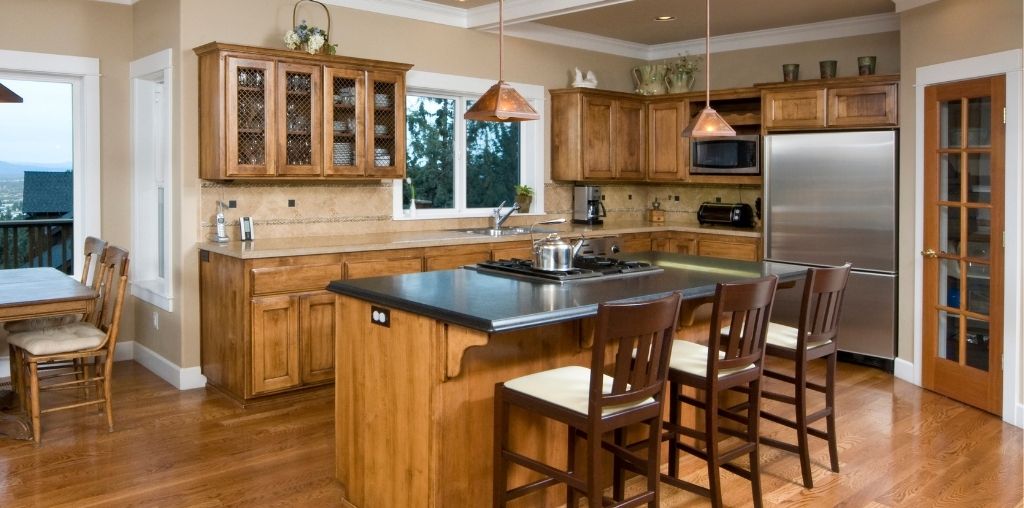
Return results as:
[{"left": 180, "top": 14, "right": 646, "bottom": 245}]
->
[
  {"left": 704, "top": 0, "right": 710, "bottom": 108},
  {"left": 499, "top": 0, "right": 505, "bottom": 82}
]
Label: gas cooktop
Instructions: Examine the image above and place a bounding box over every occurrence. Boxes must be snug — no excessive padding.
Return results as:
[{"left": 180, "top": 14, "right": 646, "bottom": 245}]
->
[{"left": 470, "top": 256, "right": 663, "bottom": 283}]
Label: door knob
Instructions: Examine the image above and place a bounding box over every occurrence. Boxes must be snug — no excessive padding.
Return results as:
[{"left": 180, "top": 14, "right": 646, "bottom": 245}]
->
[{"left": 920, "top": 248, "right": 938, "bottom": 258}]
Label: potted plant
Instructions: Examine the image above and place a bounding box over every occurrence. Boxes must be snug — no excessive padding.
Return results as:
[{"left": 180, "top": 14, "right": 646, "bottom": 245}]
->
[{"left": 514, "top": 184, "right": 534, "bottom": 213}]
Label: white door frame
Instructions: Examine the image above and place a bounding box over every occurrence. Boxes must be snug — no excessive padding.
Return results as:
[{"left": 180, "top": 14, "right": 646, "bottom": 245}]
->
[{"left": 910, "top": 49, "right": 1023, "bottom": 427}]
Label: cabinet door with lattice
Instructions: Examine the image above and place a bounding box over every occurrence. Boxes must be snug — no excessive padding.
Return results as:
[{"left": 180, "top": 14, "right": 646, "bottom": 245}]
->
[
  {"left": 324, "top": 67, "right": 366, "bottom": 176},
  {"left": 365, "top": 70, "right": 406, "bottom": 178},
  {"left": 225, "top": 57, "right": 276, "bottom": 177},
  {"left": 276, "top": 62, "right": 323, "bottom": 176}
]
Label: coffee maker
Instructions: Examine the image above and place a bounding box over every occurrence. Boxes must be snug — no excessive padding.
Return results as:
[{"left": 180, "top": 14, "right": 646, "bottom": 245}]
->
[{"left": 573, "top": 185, "right": 606, "bottom": 224}]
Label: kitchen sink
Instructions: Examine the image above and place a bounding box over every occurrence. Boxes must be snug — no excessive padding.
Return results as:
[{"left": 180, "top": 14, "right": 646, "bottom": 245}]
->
[{"left": 458, "top": 226, "right": 552, "bottom": 236}]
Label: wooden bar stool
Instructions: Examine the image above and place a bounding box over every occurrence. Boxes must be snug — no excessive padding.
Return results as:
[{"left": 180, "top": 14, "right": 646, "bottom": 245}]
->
[
  {"left": 661, "top": 275, "right": 778, "bottom": 508},
  {"left": 493, "top": 292, "right": 681, "bottom": 508},
  {"left": 758, "top": 263, "right": 851, "bottom": 488}
]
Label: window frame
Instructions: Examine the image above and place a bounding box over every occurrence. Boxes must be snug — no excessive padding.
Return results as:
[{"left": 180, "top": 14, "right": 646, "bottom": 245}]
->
[
  {"left": 393, "top": 70, "right": 545, "bottom": 220},
  {"left": 130, "top": 49, "right": 174, "bottom": 311},
  {"left": 0, "top": 49, "right": 101, "bottom": 280}
]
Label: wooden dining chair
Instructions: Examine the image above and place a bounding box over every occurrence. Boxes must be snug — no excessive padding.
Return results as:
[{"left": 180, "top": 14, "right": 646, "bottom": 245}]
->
[
  {"left": 661, "top": 275, "right": 778, "bottom": 508},
  {"left": 8, "top": 245, "right": 130, "bottom": 443},
  {"left": 758, "top": 263, "right": 851, "bottom": 488},
  {"left": 3, "top": 236, "right": 108, "bottom": 333},
  {"left": 493, "top": 292, "right": 681, "bottom": 508}
]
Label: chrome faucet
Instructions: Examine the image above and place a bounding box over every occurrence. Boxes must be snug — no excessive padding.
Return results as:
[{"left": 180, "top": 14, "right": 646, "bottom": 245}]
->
[{"left": 491, "top": 200, "right": 520, "bottom": 229}]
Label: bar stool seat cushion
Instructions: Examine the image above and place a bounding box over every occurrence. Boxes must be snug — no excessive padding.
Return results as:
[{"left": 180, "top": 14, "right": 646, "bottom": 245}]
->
[
  {"left": 8, "top": 322, "right": 106, "bottom": 356},
  {"left": 504, "top": 366, "right": 655, "bottom": 417},
  {"left": 765, "top": 323, "right": 833, "bottom": 350},
  {"left": 670, "top": 340, "right": 755, "bottom": 378}
]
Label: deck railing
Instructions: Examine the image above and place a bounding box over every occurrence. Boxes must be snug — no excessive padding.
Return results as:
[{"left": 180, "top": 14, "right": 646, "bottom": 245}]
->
[{"left": 0, "top": 219, "right": 74, "bottom": 274}]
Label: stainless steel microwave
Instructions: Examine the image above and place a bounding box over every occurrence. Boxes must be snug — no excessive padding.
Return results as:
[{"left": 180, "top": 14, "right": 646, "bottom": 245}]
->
[{"left": 690, "top": 134, "right": 760, "bottom": 175}]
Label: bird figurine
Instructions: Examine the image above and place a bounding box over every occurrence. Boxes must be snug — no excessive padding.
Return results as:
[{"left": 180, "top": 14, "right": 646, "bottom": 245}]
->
[{"left": 572, "top": 67, "right": 598, "bottom": 88}]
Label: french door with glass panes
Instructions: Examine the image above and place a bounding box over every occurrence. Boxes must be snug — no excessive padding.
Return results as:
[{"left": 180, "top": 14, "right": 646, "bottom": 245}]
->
[{"left": 922, "top": 75, "right": 1005, "bottom": 415}]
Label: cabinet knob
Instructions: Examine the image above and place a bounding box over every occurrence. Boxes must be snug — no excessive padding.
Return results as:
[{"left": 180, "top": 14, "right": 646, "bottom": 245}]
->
[{"left": 920, "top": 248, "right": 938, "bottom": 258}]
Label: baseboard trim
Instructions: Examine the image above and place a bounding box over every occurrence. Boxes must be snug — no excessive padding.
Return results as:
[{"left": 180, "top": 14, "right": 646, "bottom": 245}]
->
[
  {"left": 132, "top": 342, "right": 206, "bottom": 390},
  {"left": 893, "top": 358, "right": 916, "bottom": 384}
]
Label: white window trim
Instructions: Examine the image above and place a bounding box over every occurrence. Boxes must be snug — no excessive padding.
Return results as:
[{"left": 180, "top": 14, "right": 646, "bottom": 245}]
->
[
  {"left": 393, "top": 70, "right": 545, "bottom": 220},
  {"left": 130, "top": 49, "right": 174, "bottom": 311},
  {"left": 0, "top": 49, "right": 101, "bottom": 279}
]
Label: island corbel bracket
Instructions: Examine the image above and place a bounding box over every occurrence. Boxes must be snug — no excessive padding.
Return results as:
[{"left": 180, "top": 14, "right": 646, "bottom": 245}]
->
[{"left": 443, "top": 324, "right": 490, "bottom": 380}]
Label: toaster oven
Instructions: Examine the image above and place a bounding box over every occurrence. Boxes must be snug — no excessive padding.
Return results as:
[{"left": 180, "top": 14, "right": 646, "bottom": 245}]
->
[{"left": 697, "top": 202, "right": 756, "bottom": 228}]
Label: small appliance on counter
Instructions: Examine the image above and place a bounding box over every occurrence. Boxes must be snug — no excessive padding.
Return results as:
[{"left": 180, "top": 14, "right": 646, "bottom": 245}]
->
[
  {"left": 696, "top": 202, "right": 756, "bottom": 228},
  {"left": 647, "top": 197, "right": 665, "bottom": 223},
  {"left": 573, "top": 185, "right": 606, "bottom": 224}
]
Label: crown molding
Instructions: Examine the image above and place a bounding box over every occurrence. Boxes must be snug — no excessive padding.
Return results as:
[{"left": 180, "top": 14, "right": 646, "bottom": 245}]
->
[
  {"left": 645, "top": 12, "right": 900, "bottom": 60},
  {"left": 92, "top": 0, "right": 137, "bottom": 4},
  {"left": 323, "top": 0, "right": 468, "bottom": 27},
  {"left": 501, "top": 21, "right": 650, "bottom": 59},
  {"left": 891, "top": 0, "right": 941, "bottom": 13},
  {"left": 466, "top": 0, "right": 633, "bottom": 30}
]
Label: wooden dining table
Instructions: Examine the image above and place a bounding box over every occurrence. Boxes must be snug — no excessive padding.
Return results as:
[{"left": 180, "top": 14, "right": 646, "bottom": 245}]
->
[{"left": 0, "top": 267, "right": 97, "bottom": 440}]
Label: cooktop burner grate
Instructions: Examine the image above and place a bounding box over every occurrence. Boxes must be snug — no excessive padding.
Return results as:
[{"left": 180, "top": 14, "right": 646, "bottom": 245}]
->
[{"left": 471, "top": 256, "right": 662, "bottom": 283}]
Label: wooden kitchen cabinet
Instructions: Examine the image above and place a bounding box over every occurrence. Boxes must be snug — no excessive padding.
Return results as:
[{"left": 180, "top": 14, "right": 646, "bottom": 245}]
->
[
  {"left": 491, "top": 240, "right": 533, "bottom": 261},
  {"left": 551, "top": 89, "right": 646, "bottom": 181},
  {"left": 250, "top": 294, "right": 301, "bottom": 394},
  {"left": 760, "top": 75, "right": 898, "bottom": 132},
  {"left": 619, "top": 233, "right": 652, "bottom": 253},
  {"left": 196, "top": 42, "right": 411, "bottom": 180},
  {"left": 647, "top": 100, "right": 688, "bottom": 181},
  {"left": 696, "top": 234, "right": 760, "bottom": 261},
  {"left": 424, "top": 244, "right": 491, "bottom": 271},
  {"left": 344, "top": 248, "right": 423, "bottom": 279}
]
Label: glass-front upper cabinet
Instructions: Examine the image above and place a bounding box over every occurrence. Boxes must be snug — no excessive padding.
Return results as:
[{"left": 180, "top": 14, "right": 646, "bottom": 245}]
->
[
  {"left": 324, "top": 67, "right": 365, "bottom": 176},
  {"left": 225, "top": 57, "right": 275, "bottom": 177},
  {"left": 276, "top": 62, "right": 322, "bottom": 176},
  {"left": 366, "top": 70, "right": 406, "bottom": 178}
]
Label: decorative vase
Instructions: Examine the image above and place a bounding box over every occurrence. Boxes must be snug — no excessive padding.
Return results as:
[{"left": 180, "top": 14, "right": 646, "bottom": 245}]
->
[
  {"left": 515, "top": 195, "right": 532, "bottom": 214},
  {"left": 632, "top": 64, "right": 668, "bottom": 95},
  {"left": 858, "top": 56, "right": 877, "bottom": 75},
  {"left": 782, "top": 63, "right": 800, "bottom": 82},
  {"left": 819, "top": 60, "right": 837, "bottom": 79},
  {"left": 664, "top": 69, "right": 695, "bottom": 94},
  {"left": 407, "top": 199, "right": 416, "bottom": 218}
]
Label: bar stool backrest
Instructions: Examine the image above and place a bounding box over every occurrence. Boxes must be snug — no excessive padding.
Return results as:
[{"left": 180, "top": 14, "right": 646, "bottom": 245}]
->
[
  {"left": 797, "top": 263, "right": 853, "bottom": 349},
  {"left": 709, "top": 276, "right": 779, "bottom": 375},
  {"left": 588, "top": 292, "right": 682, "bottom": 415}
]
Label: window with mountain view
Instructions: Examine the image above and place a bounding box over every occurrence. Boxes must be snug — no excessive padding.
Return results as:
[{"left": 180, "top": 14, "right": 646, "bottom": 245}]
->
[
  {"left": 0, "top": 77, "right": 75, "bottom": 272},
  {"left": 402, "top": 93, "right": 522, "bottom": 215}
]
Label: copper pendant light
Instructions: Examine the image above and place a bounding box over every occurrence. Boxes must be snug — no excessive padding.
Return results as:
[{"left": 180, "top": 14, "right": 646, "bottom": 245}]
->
[
  {"left": 682, "top": 0, "right": 734, "bottom": 138},
  {"left": 0, "top": 82, "right": 24, "bottom": 103},
  {"left": 464, "top": 0, "right": 539, "bottom": 122}
]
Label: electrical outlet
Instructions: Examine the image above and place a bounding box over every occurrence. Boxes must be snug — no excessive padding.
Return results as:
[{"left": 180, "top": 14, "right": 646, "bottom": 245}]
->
[
  {"left": 628, "top": 194, "right": 632, "bottom": 200},
  {"left": 674, "top": 195, "right": 680, "bottom": 201},
  {"left": 370, "top": 306, "right": 391, "bottom": 327},
  {"left": 288, "top": 199, "right": 296, "bottom": 207},
  {"left": 228, "top": 200, "right": 236, "bottom": 208},
  {"left": 152, "top": 311, "right": 159, "bottom": 330},
  {"left": 715, "top": 196, "right": 722, "bottom": 203}
]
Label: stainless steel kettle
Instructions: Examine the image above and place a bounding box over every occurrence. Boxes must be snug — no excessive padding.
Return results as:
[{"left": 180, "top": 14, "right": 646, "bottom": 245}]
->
[{"left": 530, "top": 219, "right": 584, "bottom": 271}]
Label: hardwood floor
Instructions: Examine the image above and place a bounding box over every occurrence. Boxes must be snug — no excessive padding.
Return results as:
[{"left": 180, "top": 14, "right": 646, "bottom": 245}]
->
[{"left": 0, "top": 360, "right": 1020, "bottom": 507}]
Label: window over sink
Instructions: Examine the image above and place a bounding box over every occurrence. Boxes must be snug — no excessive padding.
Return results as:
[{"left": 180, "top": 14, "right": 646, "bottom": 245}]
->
[{"left": 393, "top": 71, "right": 544, "bottom": 220}]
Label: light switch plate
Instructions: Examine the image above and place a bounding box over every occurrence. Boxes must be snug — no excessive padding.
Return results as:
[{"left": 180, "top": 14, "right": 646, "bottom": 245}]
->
[{"left": 371, "top": 306, "right": 391, "bottom": 327}]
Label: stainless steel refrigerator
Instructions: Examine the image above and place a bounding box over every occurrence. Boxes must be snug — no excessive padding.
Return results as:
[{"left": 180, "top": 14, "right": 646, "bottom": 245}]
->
[{"left": 764, "top": 131, "right": 897, "bottom": 369}]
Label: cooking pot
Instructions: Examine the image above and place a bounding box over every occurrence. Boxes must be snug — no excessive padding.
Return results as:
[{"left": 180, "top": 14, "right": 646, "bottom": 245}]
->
[{"left": 530, "top": 219, "right": 584, "bottom": 271}]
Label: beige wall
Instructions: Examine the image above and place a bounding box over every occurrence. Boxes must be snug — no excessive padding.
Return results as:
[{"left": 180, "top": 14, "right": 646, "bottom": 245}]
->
[
  {"left": 897, "top": 0, "right": 1022, "bottom": 368},
  {"left": 132, "top": 0, "right": 183, "bottom": 364},
  {"left": 0, "top": 0, "right": 135, "bottom": 353},
  {"left": 898, "top": 0, "right": 1023, "bottom": 414}
]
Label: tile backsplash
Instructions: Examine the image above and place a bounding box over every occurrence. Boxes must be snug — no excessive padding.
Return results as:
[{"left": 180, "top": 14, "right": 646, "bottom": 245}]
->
[{"left": 199, "top": 181, "right": 761, "bottom": 240}]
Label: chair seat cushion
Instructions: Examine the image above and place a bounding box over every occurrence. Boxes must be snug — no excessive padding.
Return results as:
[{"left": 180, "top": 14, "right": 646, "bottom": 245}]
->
[
  {"left": 8, "top": 322, "right": 106, "bottom": 356},
  {"left": 765, "top": 323, "right": 833, "bottom": 350},
  {"left": 503, "top": 365, "right": 655, "bottom": 417},
  {"left": 669, "top": 340, "right": 755, "bottom": 379},
  {"left": 4, "top": 314, "right": 81, "bottom": 334}
]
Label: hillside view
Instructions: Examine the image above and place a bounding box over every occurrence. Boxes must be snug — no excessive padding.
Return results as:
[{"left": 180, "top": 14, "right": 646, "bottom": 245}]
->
[{"left": 0, "top": 161, "right": 71, "bottom": 220}]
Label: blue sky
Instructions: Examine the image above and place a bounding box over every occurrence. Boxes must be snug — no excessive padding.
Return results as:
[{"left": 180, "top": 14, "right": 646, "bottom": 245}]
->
[{"left": 0, "top": 78, "right": 73, "bottom": 166}]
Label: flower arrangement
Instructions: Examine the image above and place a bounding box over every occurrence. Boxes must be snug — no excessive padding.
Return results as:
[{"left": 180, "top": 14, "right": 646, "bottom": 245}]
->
[
  {"left": 667, "top": 53, "right": 702, "bottom": 75},
  {"left": 284, "top": 20, "right": 337, "bottom": 55}
]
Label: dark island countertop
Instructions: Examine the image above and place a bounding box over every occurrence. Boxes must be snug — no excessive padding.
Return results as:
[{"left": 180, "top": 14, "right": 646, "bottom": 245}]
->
[{"left": 328, "top": 252, "right": 806, "bottom": 333}]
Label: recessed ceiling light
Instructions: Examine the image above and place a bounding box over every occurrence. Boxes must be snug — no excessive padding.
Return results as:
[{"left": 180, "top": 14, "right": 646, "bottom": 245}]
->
[{"left": 654, "top": 16, "right": 676, "bottom": 21}]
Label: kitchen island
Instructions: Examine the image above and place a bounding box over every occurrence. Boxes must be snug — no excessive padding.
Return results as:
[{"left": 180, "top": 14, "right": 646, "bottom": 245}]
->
[{"left": 328, "top": 253, "right": 803, "bottom": 508}]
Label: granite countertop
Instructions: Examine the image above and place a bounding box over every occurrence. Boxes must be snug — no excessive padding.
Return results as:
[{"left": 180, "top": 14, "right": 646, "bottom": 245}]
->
[
  {"left": 198, "top": 220, "right": 761, "bottom": 259},
  {"left": 327, "top": 252, "right": 801, "bottom": 333}
]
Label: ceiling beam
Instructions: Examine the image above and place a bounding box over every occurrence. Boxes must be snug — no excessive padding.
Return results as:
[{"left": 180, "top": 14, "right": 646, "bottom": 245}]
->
[
  {"left": 466, "top": 0, "right": 635, "bottom": 30},
  {"left": 890, "top": 0, "right": 941, "bottom": 13}
]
